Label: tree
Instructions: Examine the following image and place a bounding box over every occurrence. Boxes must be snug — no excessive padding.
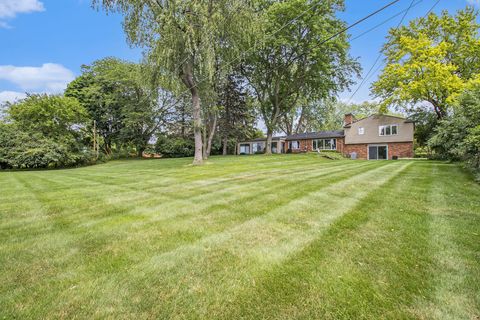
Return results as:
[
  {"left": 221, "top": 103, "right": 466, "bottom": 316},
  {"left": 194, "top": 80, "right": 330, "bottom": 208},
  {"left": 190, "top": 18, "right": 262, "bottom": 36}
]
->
[
  {"left": 218, "top": 73, "right": 257, "bottom": 155},
  {"left": 373, "top": 7, "right": 480, "bottom": 119},
  {"left": 66, "top": 58, "right": 167, "bottom": 157},
  {"left": 406, "top": 106, "right": 438, "bottom": 148},
  {"left": 0, "top": 94, "right": 92, "bottom": 169},
  {"left": 429, "top": 84, "right": 480, "bottom": 177},
  {"left": 243, "top": 0, "right": 359, "bottom": 153},
  {"left": 93, "top": 0, "right": 254, "bottom": 165},
  {"left": 279, "top": 99, "right": 380, "bottom": 135},
  {"left": 8, "top": 94, "right": 88, "bottom": 139}
]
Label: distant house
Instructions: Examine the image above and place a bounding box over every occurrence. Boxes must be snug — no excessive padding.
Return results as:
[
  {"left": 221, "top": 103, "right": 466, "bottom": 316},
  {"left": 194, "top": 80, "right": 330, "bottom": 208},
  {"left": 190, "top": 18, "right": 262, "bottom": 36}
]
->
[{"left": 237, "top": 114, "right": 414, "bottom": 160}]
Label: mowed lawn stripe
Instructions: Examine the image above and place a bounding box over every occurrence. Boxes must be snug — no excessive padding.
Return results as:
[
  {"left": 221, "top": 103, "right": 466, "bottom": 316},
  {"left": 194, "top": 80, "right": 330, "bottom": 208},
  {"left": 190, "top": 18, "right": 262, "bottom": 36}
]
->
[
  {"left": 1, "top": 157, "right": 478, "bottom": 320},
  {"left": 413, "top": 163, "right": 480, "bottom": 319},
  {"left": 1, "top": 158, "right": 385, "bottom": 318},
  {"left": 1, "top": 159, "right": 394, "bottom": 318},
  {"left": 220, "top": 159, "right": 435, "bottom": 319},
  {"left": 1, "top": 160, "right": 375, "bottom": 237},
  {"left": 0, "top": 160, "right": 380, "bottom": 288},
  {"left": 45, "top": 162, "right": 410, "bottom": 319}
]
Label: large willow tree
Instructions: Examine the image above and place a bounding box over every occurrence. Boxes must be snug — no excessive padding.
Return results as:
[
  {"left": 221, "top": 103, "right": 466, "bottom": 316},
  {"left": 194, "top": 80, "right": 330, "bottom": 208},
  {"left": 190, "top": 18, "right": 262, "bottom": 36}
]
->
[{"left": 93, "top": 0, "right": 253, "bottom": 164}]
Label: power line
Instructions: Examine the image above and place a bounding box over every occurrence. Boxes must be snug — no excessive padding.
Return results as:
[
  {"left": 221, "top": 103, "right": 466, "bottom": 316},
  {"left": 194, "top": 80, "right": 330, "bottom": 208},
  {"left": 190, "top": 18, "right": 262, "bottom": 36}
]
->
[
  {"left": 350, "top": 0, "right": 423, "bottom": 42},
  {"left": 348, "top": 0, "right": 417, "bottom": 103},
  {"left": 172, "top": 0, "right": 405, "bottom": 102},
  {"left": 348, "top": 0, "right": 441, "bottom": 103},
  {"left": 319, "top": 0, "right": 402, "bottom": 45}
]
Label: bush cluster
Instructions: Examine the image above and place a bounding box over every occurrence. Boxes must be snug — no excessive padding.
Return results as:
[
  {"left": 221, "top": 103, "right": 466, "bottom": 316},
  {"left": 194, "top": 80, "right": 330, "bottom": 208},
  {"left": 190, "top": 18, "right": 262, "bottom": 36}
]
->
[{"left": 429, "top": 85, "right": 480, "bottom": 180}]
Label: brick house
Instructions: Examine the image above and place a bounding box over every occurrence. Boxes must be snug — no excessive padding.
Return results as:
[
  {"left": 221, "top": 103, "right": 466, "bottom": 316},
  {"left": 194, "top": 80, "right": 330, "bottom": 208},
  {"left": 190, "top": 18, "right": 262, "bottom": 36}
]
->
[{"left": 237, "top": 114, "right": 414, "bottom": 160}]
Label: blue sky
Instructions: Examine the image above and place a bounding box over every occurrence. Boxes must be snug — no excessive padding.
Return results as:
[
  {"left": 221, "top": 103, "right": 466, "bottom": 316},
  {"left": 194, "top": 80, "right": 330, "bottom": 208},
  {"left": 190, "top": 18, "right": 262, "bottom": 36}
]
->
[{"left": 0, "top": 0, "right": 478, "bottom": 104}]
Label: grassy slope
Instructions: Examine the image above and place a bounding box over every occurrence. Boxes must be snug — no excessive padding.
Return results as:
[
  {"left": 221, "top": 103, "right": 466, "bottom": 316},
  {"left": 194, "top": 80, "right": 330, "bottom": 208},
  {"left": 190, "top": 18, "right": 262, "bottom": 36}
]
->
[{"left": 0, "top": 155, "right": 478, "bottom": 319}]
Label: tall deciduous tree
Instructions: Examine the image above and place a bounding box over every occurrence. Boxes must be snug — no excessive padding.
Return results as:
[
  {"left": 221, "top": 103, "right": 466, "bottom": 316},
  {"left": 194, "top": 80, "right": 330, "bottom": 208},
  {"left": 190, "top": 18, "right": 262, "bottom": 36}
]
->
[
  {"left": 243, "top": 0, "right": 359, "bottom": 154},
  {"left": 373, "top": 7, "right": 480, "bottom": 119},
  {"left": 93, "top": 0, "right": 253, "bottom": 164},
  {"left": 66, "top": 58, "right": 169, "bottom": 156}
]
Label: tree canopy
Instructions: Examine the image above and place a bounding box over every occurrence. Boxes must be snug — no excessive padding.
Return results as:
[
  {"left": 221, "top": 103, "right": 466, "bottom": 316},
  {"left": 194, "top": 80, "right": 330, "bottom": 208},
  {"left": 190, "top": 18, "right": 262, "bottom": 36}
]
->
[
  {"left": 93, "top": 0, "right": 255, "bottom": 164},
  {"left": 0, "top": 94, "right": 92, "bottom": 169},
  {"left": 373, "top": 7, "right": 480, "bottom": 118},
  {"left": 66, "top": 57, "right": 167, "bottom": 156},
  {"left": 243, "top": 0, "right": 360, "bottom": 153}
]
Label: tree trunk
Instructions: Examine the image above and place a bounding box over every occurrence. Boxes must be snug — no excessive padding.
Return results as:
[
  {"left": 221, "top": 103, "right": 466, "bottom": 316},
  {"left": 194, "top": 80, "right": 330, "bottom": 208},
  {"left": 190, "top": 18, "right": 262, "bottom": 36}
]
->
[
  {"left": 181, "top": 61, "right": 203, "bottom": 165},
  {"left": 206, "top": 113, "right": 217, "bottom": 158},
  {"left": 430, "top": 99, "right": 446, "bottom": 120},
  {"left": 265, "top": 127, "right": 273, "bottom": 155},
  {"left": 192, "top": 88, "right": 204, "bottom": 164},
  {"left": 222, "top": 135, "right": 228, "bottom": 155},
  {"left": 202, "top": 127, "right": 207, "bottom": 160}
]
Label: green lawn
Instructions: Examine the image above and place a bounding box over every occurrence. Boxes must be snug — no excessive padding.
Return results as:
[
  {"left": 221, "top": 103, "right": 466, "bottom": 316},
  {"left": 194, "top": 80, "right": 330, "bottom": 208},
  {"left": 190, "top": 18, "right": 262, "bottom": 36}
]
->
[{"left": 1, "top": 154, "right": 479, "bottom": 319}]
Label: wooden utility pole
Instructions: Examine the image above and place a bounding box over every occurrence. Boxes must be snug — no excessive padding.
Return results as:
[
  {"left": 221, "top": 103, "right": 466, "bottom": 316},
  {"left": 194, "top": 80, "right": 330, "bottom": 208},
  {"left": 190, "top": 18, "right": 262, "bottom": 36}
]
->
[{"left": 93, "top": 120, "right": 99, "bottom": 159}]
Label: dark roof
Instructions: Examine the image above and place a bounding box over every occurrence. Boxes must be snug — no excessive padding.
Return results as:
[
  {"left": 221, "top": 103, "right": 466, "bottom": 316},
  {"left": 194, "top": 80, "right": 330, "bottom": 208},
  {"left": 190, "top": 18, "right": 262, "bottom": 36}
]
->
[
  {"left": 240, "top": 130, "right": 345, "bottom": 143},
  {"left": 240, "top": 136, "right": 286, "bottom": 143},
  {"left": 285, "top": 130, "right": 344, "bottom": 141}
]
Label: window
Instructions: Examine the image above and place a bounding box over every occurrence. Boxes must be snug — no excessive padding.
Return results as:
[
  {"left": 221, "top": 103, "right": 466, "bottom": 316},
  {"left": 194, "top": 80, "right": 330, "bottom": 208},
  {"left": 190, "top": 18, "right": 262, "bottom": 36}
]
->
[
  {"left": 379, "top": 124, "right": 398, "bottom": 136},
  {"left": 312, "top": 138, "right": 337, "bottom": 151},
  {"left": 358, "top": 127, "right": 365, "bottom": 135},
  {"left": 239, "top": 144, "right": 250, "bottom": 154},
  {"left": 289, "top": 141, "right": 300, "bottom": 149},
  {"left": 252, "top": 142, "right": 264, "bottom": 153},
  {"left": 369, "top": 145, "right": 388, "bottom": 160},
  {"left": 391, "top": 125, "right": 398, "bottom": 135},
  {"left": 271, "top": 142, "right": 277, "bottom": 153}
]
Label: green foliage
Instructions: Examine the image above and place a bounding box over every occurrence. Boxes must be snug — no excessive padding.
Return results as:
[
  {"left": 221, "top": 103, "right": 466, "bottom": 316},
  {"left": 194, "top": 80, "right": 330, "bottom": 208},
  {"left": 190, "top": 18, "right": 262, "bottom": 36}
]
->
[
  {"left": 244, "top": 0, "right": 360, "bottom": 144},
  {"left": 373, "top": 7, "right": 480, "bottom": 118},
  {"left": 285, "top": 99, "right": 381, "bottom": 133},
  {"left": 429, "top": 85, "right": 480, "bottom": 178},
  {"left": 408, "top": 107, "right": 438, "bottom": 148},
  {"left": 93, "top": 0, "right": 253, "bottom": 86},
  {"left": 155, "top": 134, "right": 194, "bottom": 158},
  {"left": 217, "top": 73, "right": 258, "bottom": 153},
  {"left": 93, "top": 0, "right": 256, "bottom": 164},
  {"left": 8, "top": 94, "right": 87, "bottom": 138},
  {"left": 0, "top": 95, "right": 92, "bottom": 169},
  {"left": 66, "top": 58, "right": 163, "bottom": 156}
]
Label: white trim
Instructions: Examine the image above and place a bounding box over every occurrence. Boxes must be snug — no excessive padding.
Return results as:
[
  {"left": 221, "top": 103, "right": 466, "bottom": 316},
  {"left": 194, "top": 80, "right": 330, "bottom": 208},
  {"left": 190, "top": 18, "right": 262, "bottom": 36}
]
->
[{"left": 379, "top": 124, "right": 399, "bottom": 136}]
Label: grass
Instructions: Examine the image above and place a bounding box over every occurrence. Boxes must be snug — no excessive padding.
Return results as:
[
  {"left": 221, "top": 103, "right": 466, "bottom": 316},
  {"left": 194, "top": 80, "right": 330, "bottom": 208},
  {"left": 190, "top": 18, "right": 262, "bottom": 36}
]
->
[{"left": 0, "top": 154, "right": 479, "bottom": 319}]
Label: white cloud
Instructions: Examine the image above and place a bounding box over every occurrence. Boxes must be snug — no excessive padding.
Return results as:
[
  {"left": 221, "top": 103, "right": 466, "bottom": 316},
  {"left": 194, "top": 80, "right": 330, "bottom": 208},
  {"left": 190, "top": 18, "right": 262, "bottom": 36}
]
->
[
  {"left": 0, "top": 0, "right": 44, "bottom": 28},
  {"left": 0, "top": 63, "right": 75, "bottom": 93},
  {"left": 0, "top": 91, "right": 26, "bottom": 104},
  {"left": 0, "top": 0, "right": 44, "bottom": 18},
  {"left": 467, "top": 0, "right": 480, "bottom": 5}
]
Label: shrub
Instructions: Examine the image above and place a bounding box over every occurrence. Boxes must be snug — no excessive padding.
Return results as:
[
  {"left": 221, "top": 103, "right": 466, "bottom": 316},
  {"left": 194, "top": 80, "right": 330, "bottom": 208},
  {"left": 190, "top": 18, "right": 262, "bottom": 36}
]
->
[
  {"left": 0, "top": 94, "right": 93, "bottom": 169},
  {"left": 429, "top": 84, "right": 480, "bottom": 179},
  {"left": 317, "top": 150, "right": 346, "bottom": 160},
  {"left": 155, "top": 135, "right": 195, "bottom": 158},
  {"left": 0, "top": 124, "right": 94, "bottom": 169}
]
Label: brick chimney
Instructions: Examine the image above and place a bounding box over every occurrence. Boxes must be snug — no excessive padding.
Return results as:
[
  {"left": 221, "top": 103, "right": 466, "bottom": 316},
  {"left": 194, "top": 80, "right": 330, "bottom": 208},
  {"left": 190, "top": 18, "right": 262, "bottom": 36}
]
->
[{"left": 344, "top": 113, "right": 354, "bottom": 126}]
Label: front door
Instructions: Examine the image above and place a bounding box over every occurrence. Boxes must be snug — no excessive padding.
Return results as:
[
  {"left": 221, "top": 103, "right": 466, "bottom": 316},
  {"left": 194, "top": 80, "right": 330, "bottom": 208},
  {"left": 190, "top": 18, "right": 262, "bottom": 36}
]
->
[{"left": 368, "top": 145, "right": 388, "bottom": 160}]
